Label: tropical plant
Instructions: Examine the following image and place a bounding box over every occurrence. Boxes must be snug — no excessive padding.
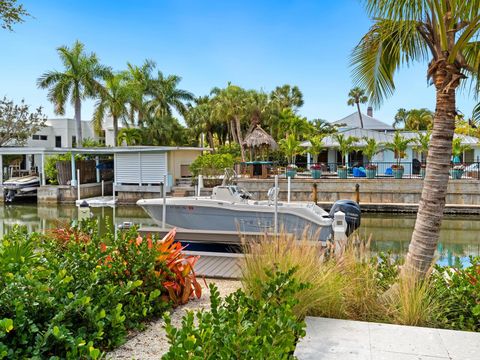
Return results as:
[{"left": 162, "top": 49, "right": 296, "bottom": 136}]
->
[
  {"left": 351, "top": 0, "right": 480, "bottom": 278},
  {"left": 277, "top": 109, "right": 313, "bottom": 140},
  {"left": 163, "top": 269, "right": 306, "bottom": 360},
  {"left": 385, "top": 132, "right": 413, "bottom": 169},
  {"left": 141, "top": 115, "right": 189, "bottom": 146},
  {"left": 473, "top": 102, "right": 480, "bottom": 123},
  {"left": 334, "top": 134, "right": 359, "bottom": 167},
  {"left": 189, "top": 153, "right": 235, "bottom": 178},
  {"left": 270, "top": 84, "right": 304, "bottom": 112},
  {"left": 413, "top": 131, "right": 431, "bottom": 162},
  {"left": 347, "top": 87, "right": 368, "bottom": 128},
  {"left": 393, "top": 108, "right": 408, "bottom": 129},
  {"left": 0, "top": 97, "right": 46, "bottom": 147},
  {"left": 279, "top": 133, "right": 303, "bottom": 165},
  {"left": 362, "top": 137, "right": 382, "bottom": 166},
  {"left": 311, "top": 118, "right": 339, "bottom": 135},
  {"left": 451, "top": 137, "right": 471, "bottom": 160},
  {"left": 0, "top": 0, "right": 29, "bottom": 31},
  {"left": 93, "top": 73, "right": 131, "bottom": 146},
  {"left": 405, "top": 108, "right": 434, "bottom": 130},
  {"left": 37, "top": 40, "right": 110, "bottom": 147},
  {"left": 117, "top": 127, "right": 143, "bottom": 146},
  {"left": 307, "top": 135, "right": 325, "bottom": 164}
]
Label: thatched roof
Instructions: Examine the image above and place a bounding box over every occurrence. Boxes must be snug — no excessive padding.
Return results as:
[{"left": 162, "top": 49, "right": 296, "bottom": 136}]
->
[{"left": 243, "top": 125, "right": 278, "bottom": 150}]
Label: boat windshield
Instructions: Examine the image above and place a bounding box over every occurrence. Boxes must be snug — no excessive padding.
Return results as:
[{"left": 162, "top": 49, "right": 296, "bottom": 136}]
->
[{"left": 235, "top": 186, "right": 254, "bottom": 200}]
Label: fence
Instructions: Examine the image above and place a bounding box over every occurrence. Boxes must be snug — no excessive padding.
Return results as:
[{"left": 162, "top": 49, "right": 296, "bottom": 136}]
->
[{"left": 238, "top": 161, "right": 480, "bottom": 180}]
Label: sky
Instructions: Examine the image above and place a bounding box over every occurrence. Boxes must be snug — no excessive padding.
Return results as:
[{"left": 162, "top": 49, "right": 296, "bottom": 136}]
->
[{"left": 0, "top": 0, "right": 477, "bottom": 126}]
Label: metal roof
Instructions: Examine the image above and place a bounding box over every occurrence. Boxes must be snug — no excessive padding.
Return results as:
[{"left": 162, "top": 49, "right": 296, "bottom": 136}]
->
[
  {"left": 0, "top": 146, "right": 211, "bottom": 156},
  {"left": 301, "top": 129, "right": 479, "bottom": 148},
  {"left": 331, "top": 112, "right": 394, "bottom": 130}
]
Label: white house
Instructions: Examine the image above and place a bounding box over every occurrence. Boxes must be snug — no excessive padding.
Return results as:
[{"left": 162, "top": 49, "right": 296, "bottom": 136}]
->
[{"left": 26, "top": 118, "right": 102, "bottom": 148}]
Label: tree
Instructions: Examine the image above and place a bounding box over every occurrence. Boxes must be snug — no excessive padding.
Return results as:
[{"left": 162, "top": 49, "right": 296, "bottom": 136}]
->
[
  {"left": 277, "top": 109, "right": 313, "bottom": 140},
  {"left": 307, "top": 135, "right": 325, "bottom": 164},
  {"left": 147, "top": 71, "right": 194, "bottom": 118},
  {"left": 117, "top": 127, "right": 143, "bottom": 146},
  {"left": 347, "top": 87, "right": 368, "bottom": 128},
  {"left": 93, "top": 73, "right": 130, "bottom": 146},
  {"left": 37, "top": 41, "right": 110, "bottom": 147},
  {"left": 393, "top": 108, "right": 408, "bottom": 129},
  {"left": 385, "top": 131, "right": 413, "bottom": 169},
  {"left": 333, "top": 134, "right": 359, "bottom": 166},
  {"left": 279, "top": 133, "right": 303, "bottom": 165},
  {"left": 362, "top": 137, "right": 382, "bottom": 164},
  {"left": 0, "top": 97, "right": 46, "bottom": 147},
  {"left": 405, "top": 108, "right": 433, "bottom": 130},
  {"left": 311, "top": 118, "right": 339, "bottom": 135},
  {"left": 351, "top": 0, "right": 480, "bottom": 278},
  {"left": 451, "top": 137, "right": 471, "bottom": 162},
  {"left": 141, "top": 115, "right": 189, "bottom": 146},
  {"left": 413, "top": 130, "right": 431, "bottom": 161},
  {"left": 0, "top": 0, "right": 29, "bottom": 31},
  {"left": 270, "top": 84, "right": 304, "bottom": 112}
]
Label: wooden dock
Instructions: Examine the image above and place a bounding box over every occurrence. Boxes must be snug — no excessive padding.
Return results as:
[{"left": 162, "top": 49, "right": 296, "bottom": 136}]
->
[{"left": 185, "top": 250, "right": 243, "bottom": 279}]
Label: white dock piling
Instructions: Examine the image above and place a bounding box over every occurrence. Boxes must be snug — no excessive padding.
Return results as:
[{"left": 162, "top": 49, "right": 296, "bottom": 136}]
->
[
  {"left": 101, "top": 180, "right": 104, "bottom": 198},
  {"left": 287, "top": 176, "right": 291, "bottom": 203},
  {"left": 274, "top": 175, "right": 278, "bottom": 236},
  {"left": 77, "top": 169, "right": 81, "bottom": 202},
  {"left": 162, "top": 174, "right": 167, "bottom": 229},
  {"left": 333, "top": 211, "right": 347, "bottom": 255},
  {"left": 197, "top": 175, "right": 203, "bottom": 197}
]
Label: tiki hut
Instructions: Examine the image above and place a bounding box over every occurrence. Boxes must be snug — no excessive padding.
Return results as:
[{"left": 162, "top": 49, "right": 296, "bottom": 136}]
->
[{"left": 243, "top": 125, "right": 278, "bottom": 160}]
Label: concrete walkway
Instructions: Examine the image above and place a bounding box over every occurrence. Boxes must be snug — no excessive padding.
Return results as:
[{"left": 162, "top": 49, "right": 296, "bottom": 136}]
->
[{"left": 295, "top": 317, "right": 480, "bottom": 360}]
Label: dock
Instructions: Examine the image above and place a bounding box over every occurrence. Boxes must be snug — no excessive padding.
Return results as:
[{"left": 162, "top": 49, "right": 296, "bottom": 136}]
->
[{"left": 185, "top": 250, "right": 243, "bottom": 279}]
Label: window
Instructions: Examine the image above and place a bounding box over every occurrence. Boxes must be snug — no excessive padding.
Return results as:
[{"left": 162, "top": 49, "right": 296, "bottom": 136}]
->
[
  {"left": 55, "top": 136, "right": 62, "bottom": 147},
  {"left": 32, "top": 135, "right": 40, "bottom": 140},
  {"left": 72, "top": 136, "right": 77, "bottom": 148},
  {"left": 40, "top": 135, "right": 47, "bottom": 141}
]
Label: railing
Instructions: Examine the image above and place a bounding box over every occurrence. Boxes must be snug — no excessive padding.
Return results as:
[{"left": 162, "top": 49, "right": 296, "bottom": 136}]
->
[{"left": 238, "top": 161, "right": 480, "bottom": 180}]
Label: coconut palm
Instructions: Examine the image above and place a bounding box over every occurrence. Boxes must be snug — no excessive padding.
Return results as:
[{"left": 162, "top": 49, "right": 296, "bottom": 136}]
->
[
  {"left": 347, "top": 87, "right": 368, "bottom": 129},
  {"left": 117, "top": 127, "right": 143, "bottom": 146},
  {"left": 185, "top": 96, "right": 218, "bottom": 150},
  {"left": 385, "top": 132, "right": 413, "bottom": 169},
  {"left": 405, "top": 108, "right": 434, "bottom": 130},
  {"left": 93, "top": 73, "right": 130, "bottom": 146},
  {"left": 351, "top": 0, "right": 480, "bottom": 277},
  {"left": 334, "top": 134, "right": 359, "bottom": 166},
  {"left": 147, "top": 71, "right": 194, "bottom": 118},
  {"left": 393, "top": 108, "right": 408, "bottom": 129},
  {"left": 37, "top": 40, "right": 110, "bottom": 147}
]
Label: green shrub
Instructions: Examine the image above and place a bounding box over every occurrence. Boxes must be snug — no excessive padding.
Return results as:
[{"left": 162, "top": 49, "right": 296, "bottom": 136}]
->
[
  {"left": 0, "top": 221, "right": 199, "bottom": 359},
  {"left": 432, "top": 257, "right": 480, "bottom": 331},
  {"left": 189, "top": 153, "right": 235, "bottom": 178},
  {"left": 162, "top": 268, "right": 307, "bottom": 360},
  {"left": 44, "top": 152, "right": 80, "bottom": 184}
]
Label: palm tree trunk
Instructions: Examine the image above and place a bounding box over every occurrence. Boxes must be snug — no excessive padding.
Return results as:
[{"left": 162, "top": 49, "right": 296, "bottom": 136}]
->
[
  {"left": 75, "top": 96, "right": 83, "bottom": 148},
  {"left": 207, "top": 131, "right": 215, "bottom": 152},
  {"left": 356, "top": 102, "right": 364, "bottom": 129},
  {"left": 113, "top": 115, "right": 119, "bottom": 147},
  {"left": 403, "top": 69, "right": 456, "bottom": 278},
  {"left": 234, "top": 116, "right": 246, "bottom": 161}
]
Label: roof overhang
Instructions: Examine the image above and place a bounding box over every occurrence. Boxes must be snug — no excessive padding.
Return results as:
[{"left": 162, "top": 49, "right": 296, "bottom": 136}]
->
[{"left": 0, "top": 146, "right": 212, "bottom": 156}]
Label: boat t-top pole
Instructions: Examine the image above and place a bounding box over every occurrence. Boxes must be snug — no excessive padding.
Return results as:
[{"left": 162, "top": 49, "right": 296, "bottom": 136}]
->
[{"left": 274, "top": 175, "right": 278, "bottom": 236}]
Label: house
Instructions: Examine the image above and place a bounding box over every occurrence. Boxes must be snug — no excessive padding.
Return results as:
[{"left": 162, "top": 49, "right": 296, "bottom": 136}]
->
[
  {"left": 332, "top": 107, "right": 394, "bottom": 131},
  {"left": 26, "top": 118, "right": 102, "bottom": 148}
]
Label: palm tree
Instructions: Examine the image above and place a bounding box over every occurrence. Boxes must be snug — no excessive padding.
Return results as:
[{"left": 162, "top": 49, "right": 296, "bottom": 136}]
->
[
  {"left": 351, "top": 0, "right": 480, "bottom": 278},
  {"left": 393, "top": 108, "right": 408, "bottom": 129},
  {"left": 279, "top": 133, "right": 303, "bottom": 165},
  {"left": 413, "top": 130, "right": 431, "bottom": 162},
  {"left": 270, "top": 84, "right": 304, "bottom": 112},
  {"left": 334, "top": 134, "right": 359, "bottom": 166},
  {"left": 37, "top": 40, "right": 110, "bottom": 147},
  {"left": 362, "top": 137, "right": 382, "bottom": 165},
  {"left": 185, "top": 96, "right": 218, "bottom": 150},
  {"left": 347, "top": 87, "right": 368, "bottom": 128},
  {"left": 405, "top": 108, "right": 434, "bottom": 130},
  {"left": 147, "top": 71, "right": 194, "bottom": 118},
  {"left": 307, "top": 135, "right": 325, "bottom": 164},
  {"left": 385, "top": 131, "right": 413, "bottom": 169},
  {"left": 93, "top": 73, "right": 130, "bottom": 146},
  {"left": 117, "top": 127, "right": 143, "bottom": 146}
]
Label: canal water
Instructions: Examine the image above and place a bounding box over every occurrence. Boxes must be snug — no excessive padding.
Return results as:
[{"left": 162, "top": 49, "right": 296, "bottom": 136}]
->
[{"left": 1, "top": 204, "right": 479, "bottom": 266}]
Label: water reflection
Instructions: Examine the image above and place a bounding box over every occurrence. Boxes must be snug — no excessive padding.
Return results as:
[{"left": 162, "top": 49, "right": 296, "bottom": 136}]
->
[{"left": 1, "top": 205, "right": 479, "bottom": 266}]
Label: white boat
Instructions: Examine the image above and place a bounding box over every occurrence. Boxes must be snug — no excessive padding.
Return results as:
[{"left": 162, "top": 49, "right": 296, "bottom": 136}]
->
[
  {"left": 3, "top": 175, "right": 40, "bottom": 202},
  {"left": 137, "top": 176, "right": 361, "bottom": 242}
]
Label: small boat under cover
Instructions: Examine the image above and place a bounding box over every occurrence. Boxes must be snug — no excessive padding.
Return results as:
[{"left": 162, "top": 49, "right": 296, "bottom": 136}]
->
[{"left": 2, "top": 175, "right": 40, "bottom": 202}]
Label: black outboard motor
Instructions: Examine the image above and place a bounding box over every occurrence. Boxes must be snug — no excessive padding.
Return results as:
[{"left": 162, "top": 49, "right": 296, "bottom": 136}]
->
[{"left": 329, "top": 200, "right": 361, "bottom": 236}]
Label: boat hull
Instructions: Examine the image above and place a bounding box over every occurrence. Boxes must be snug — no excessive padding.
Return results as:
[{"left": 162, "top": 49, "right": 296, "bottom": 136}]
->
[{"left": 139, "top": 201, "right": 333, "bottom": 242}]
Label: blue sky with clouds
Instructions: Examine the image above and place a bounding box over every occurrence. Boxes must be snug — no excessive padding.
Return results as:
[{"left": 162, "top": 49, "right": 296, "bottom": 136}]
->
[{"left": 0, "top": 0, "right": 476, "bottom": 125}]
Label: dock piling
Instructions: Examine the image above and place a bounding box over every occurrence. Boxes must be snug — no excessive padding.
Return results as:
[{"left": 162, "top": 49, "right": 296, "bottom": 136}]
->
[
  {"left": 162, "top": 174, "right": 167, "bottom": 229},
  {"left": 274, "top": 175, "right": 278, "bottom": 236}
]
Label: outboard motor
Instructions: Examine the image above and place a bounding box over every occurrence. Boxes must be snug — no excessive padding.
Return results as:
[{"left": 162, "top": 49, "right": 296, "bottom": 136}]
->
[{"left": 329, "top": 200, "right": 361, "bottom": 236}]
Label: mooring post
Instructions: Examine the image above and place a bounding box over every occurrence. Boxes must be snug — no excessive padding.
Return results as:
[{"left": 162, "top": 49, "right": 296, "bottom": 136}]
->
[
  {"left": 198, "top": 175, "right": 203, "bottom": 197},
  {"left": 355, "top": 183, "right": 360, "bottom": 204},
  {"left": 274, "top": 175, "right": 278, "bottom": 236},
  {"left": 101, "top": 180, "right": 105, "bottom": 198},
  {"left": 162, "top": 174, "right": 167, "bottom": 229},
  {"left": 313, "top": 183, "right": 318, "bottom": 205},
  {"left": 77, "top": 169, "right": 81, "bottom": 202},
  {"left": 287, "top": 175, "right": 291, "bottom": 203},
  {"left": 333, "top": 210, "right": 347, "bottom": 255}
]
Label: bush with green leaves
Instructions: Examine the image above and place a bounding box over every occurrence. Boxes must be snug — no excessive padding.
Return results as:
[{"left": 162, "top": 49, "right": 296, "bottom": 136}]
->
[
  {"left": 0, "top": 221, "right": 195, "bottom": 359},
  {"left": 162, "top": 268, "right": 307, "bottom": 360},
  {"left": 432, "top": 256, "right": 480, "bottom": 331},
  {"left": 189, "top": 153, "right": 235, "bottom": 178}
]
